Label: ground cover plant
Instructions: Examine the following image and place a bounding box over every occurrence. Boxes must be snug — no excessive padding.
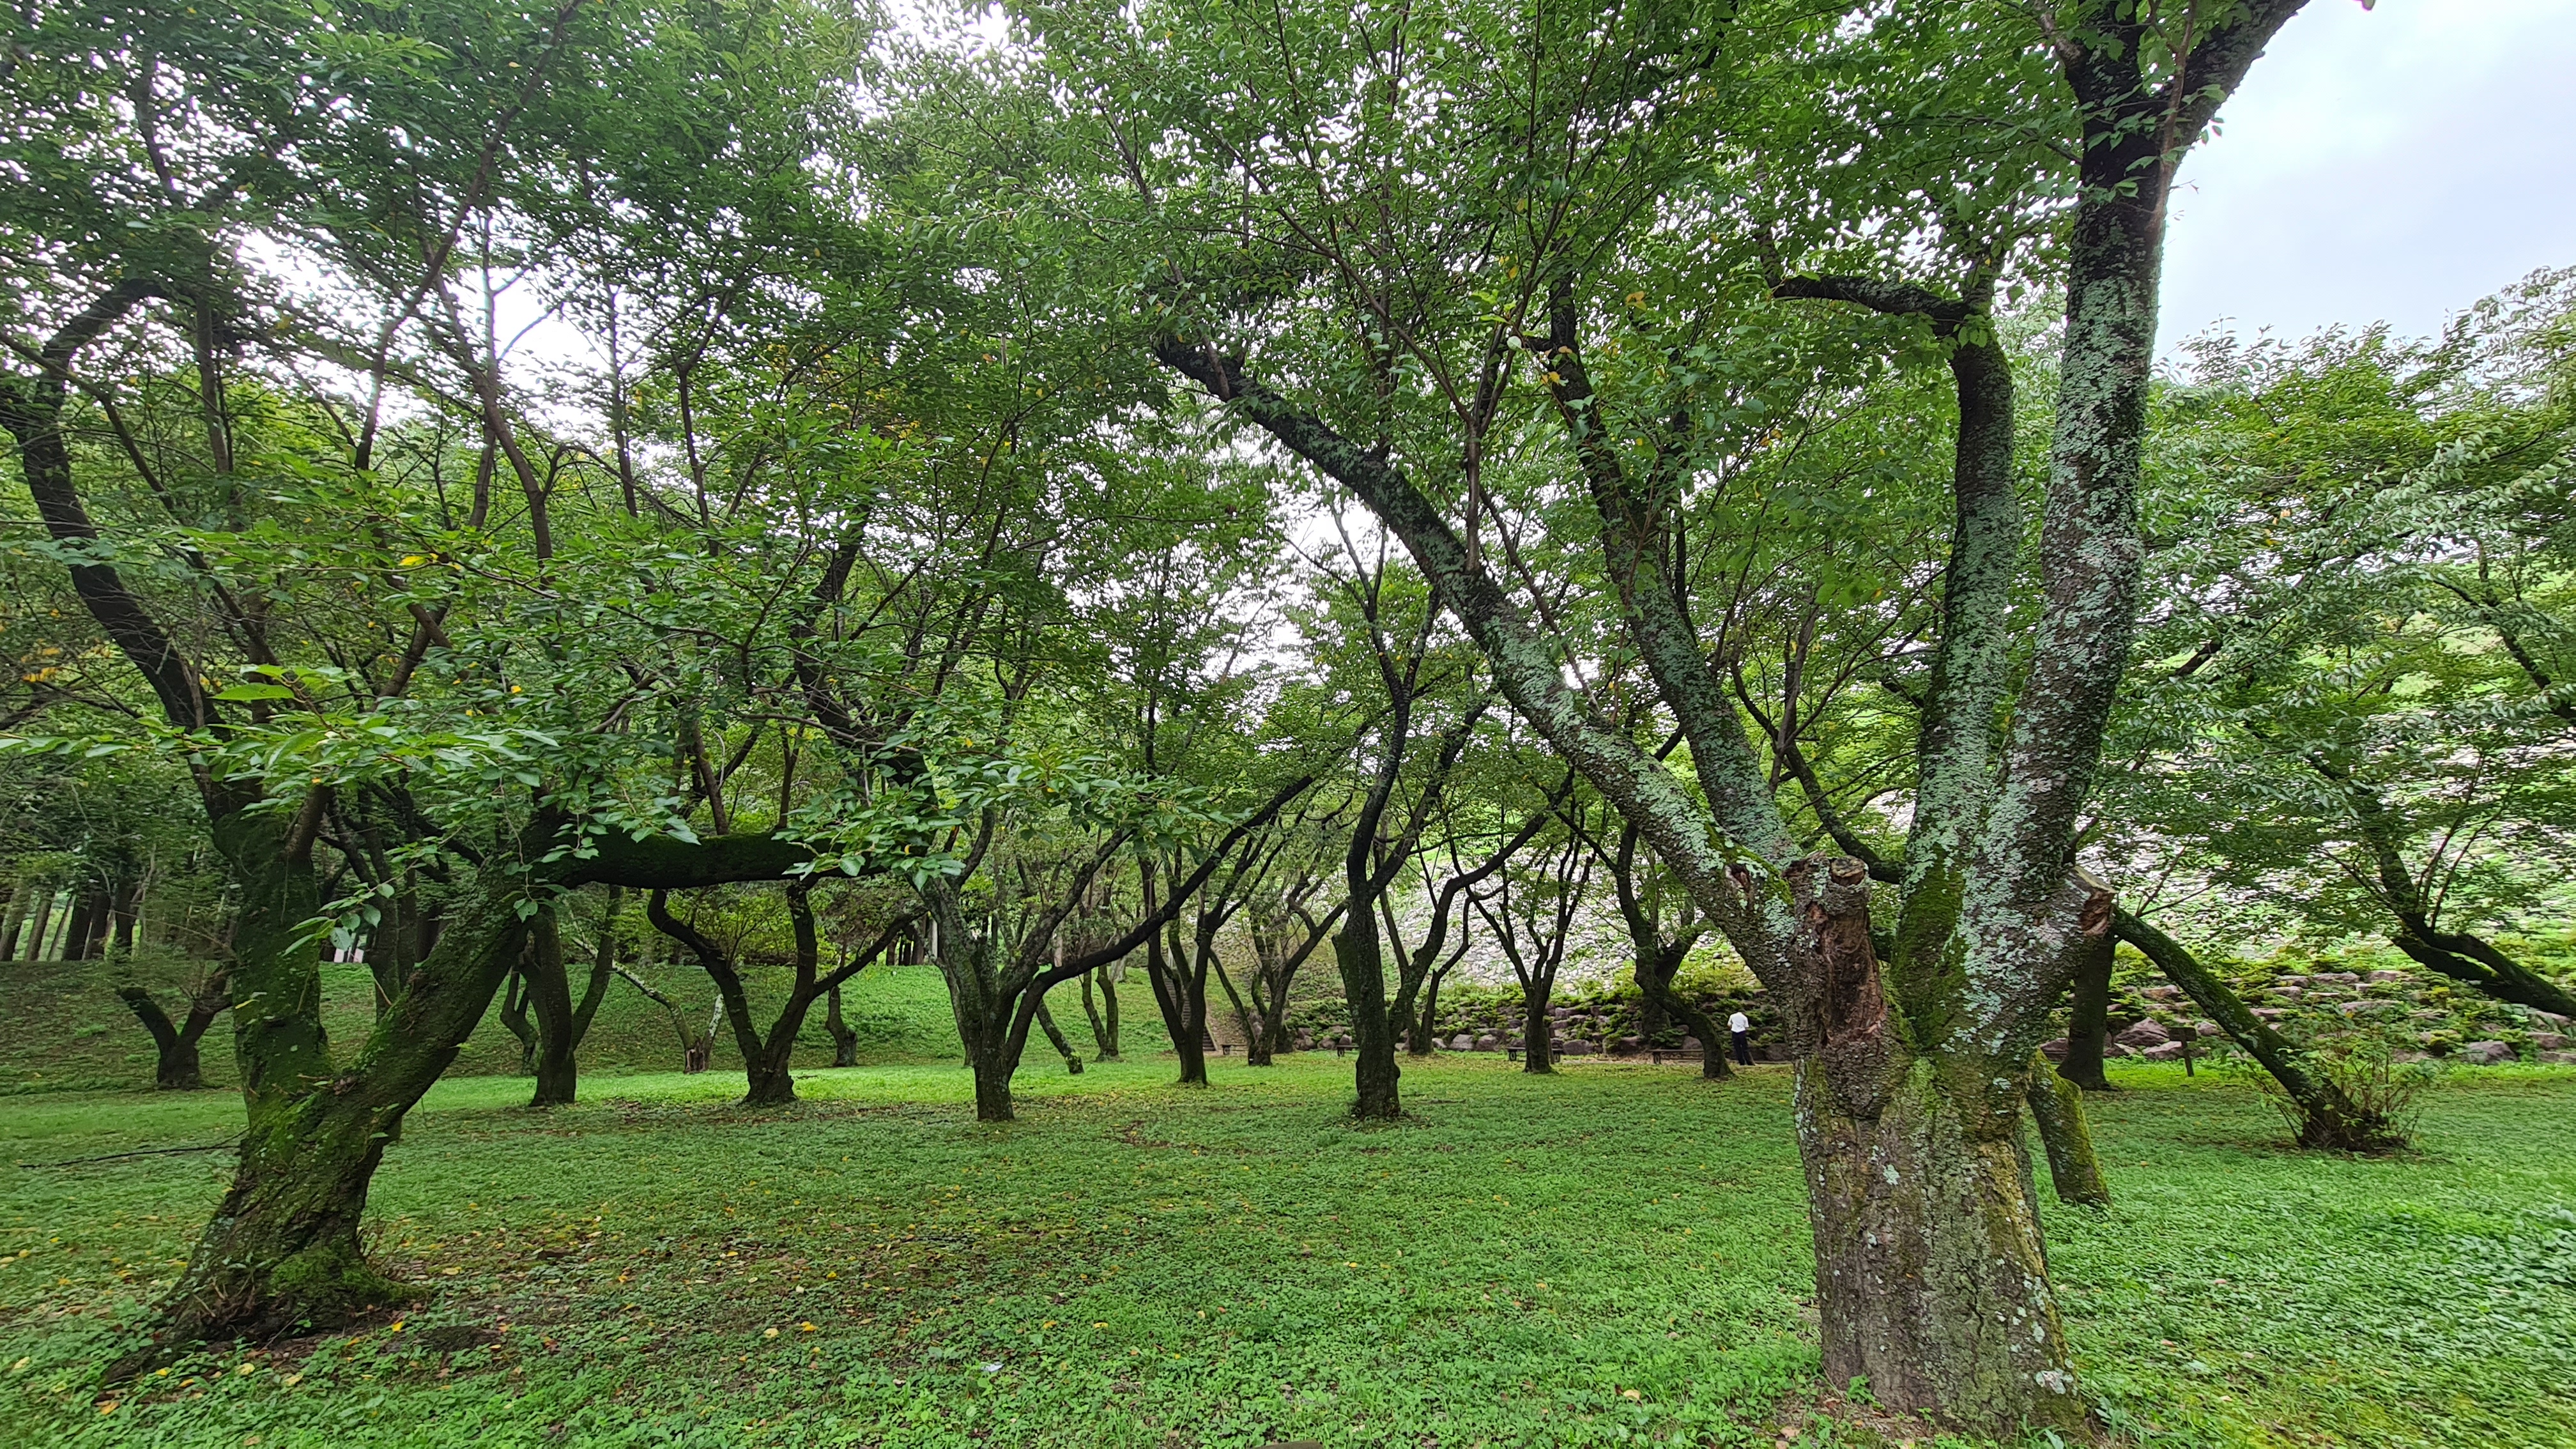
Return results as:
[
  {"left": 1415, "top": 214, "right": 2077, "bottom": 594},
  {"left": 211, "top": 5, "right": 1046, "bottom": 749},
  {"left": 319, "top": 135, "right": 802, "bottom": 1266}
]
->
[{"left": 3, "top": 1056, "right": 2571, "bottom": 1448}]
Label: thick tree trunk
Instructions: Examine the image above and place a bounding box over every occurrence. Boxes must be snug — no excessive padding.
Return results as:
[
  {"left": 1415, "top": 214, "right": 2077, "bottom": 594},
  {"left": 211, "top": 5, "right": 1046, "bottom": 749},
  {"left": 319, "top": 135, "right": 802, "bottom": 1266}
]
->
[
  {"left": 2057, "top": 932, "right": 2117, "bottom": 1092},
  {"left": 967, "top": 1028, "right": 1016, "bottom": 1122},
  {"left": 151, "top": 860, "right": 530, "bottom": 1349},
  {"left": 1521, "top": 992, "right": 1555, "bottom": 1074},
  {"left": 1796, "top": 1059, "right": 2086, "bottom": 1432}
]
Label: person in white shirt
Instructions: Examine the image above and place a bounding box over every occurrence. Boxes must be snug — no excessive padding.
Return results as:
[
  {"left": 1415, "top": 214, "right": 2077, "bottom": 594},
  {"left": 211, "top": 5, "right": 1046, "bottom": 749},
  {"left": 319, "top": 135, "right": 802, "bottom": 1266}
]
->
[{"left": 1727, "top": 1009, "right": 1752, "bottom": 1066}]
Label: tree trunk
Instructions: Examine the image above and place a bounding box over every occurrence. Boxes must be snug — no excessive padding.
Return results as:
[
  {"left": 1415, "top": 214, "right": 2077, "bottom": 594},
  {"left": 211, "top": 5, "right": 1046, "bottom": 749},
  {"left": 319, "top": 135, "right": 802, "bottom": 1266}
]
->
[
  {"left": 1333, "top": 916, "right": 1401, "bottom": 1119},
  {"left": 498, "top": 967, "right": 537, "bottom": 1075},
  {"left": 151, "top": 858, "right": 531, "bottom": 1349},
  {"left": 2057, "top": 931, "right": 2116, "bottom": 1092},
  {"left": 61, "top": 885, "right": 100, "bottom": 962},
  {"left": 109, "top": 877, "right": 141, "bottom": 953},
  {"left": 1145, "top": 928, "right": 1208, "bottom": 1087},
  {"left": 523, "top": 908, "right": 579, "bottom": 1107},
  {"left": 1033, "top": 995, "right": 1085, "bottom": 1074},
  {"left": 2023, "top": 1056, "right": 2111, "bottom": 1207},
  {"left": 2391, "top": 923, "right": 2576, "bottom": 1018},
  {"left": 1409, "top": 966, "right": 1449, "bottom": 1058},
  {"left": 1521, "top": 992, "right": 1554, "bottom": 1074},
  {"left": 22, "top": 889, "right": 54, "bottom": 961},
  {"left": 825, "top": 983, "right": 859, "bottom": 1066},
  {"left": 1795, "top": 1061, "right": 2086, "bottom": 1432},
  {"left": 967, "top": 1024, "right": 1016, "bottom": 1122},
  {"left": 116, "top": 986, "right": 207, "bottom": 1090}
]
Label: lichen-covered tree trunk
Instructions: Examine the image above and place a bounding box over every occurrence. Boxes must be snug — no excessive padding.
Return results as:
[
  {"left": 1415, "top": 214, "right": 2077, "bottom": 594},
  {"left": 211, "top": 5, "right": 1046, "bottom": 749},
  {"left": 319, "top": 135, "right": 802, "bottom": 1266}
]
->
[{"left": 1796, "top": 1057, "right": 2083, "bottom": 1426}]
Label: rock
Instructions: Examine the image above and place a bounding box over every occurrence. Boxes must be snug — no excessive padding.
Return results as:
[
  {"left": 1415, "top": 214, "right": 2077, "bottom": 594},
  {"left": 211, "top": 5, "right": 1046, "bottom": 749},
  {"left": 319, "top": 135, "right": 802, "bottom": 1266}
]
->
[
  {"left": 1616, "top": 1035, "right": 1644, "bottom": 1054},
  {"left": 1474, "top": 1033, "right": 1499, "bottom": 1051},
  {"left": 2457, "top": 1040, "right": 2515, "bottom": 1066},
  {"left": 2272, "top": 985, "right": 2305, "bottom": 1002},
  {"left": 2104, "top": 1043, "right": 2136, "bottom": 1059},
  {"left": 2393, "top": 1050, "right": 2432, "bottom": 1064},
  {"left": 2039, "top": 1038, "right": 2071, "bottom": 1062},
  {"left": 2530, "top": 1033, "right": 2567, "bottom": 1051},
  {"left": 2115, "top": 1020, "right": 2172, "bottom": 1048},
  {"left": 2367, "top": 970, "right": 2409, "bottom": 985},
  {"left": 1680, "top": 1036, "right": 1701, "bottom": 1053},
  {"left": 2538, "top": 1050, "right": 2576, "bottom": 1065},
  {"left": 2142, "top": 1041, "right": 2186, "bottom": 1062},
  {"left": 1448, "top": 1034, "right": 1474, "bottom": 1051},
  {"left": 2327, "top": 972, "right": 2363, "bottom": 984},
  {"left": 2253, "top": 1008, "right": 2287, "bottom": 1021},
  {"left": 2140, "top": 985, "right": 2182, "bottom": 1002},
  {"left": 2536, "top": 1011, "right": 2570, "bottom": 1028},
  {"left": 2195, "top": 1021, "right": 2223, "bottom": 1037},
  {"left": 2273, "top": 975, "right": 2310, "bottom": 988}
]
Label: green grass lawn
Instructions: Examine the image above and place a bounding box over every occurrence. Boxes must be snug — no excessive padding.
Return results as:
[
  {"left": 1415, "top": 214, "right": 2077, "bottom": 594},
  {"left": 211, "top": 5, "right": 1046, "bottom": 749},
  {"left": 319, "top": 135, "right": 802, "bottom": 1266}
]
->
[{"left": 1, "top": 1055, "right": 2570, "bottom": 1448}]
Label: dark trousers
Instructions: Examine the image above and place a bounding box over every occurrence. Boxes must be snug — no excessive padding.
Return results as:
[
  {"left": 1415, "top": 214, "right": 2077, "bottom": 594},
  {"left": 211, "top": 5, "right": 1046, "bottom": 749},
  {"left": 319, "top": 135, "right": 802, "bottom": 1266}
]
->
[{"left": 1731, "top": 1031, "right": 1752, "bottom": 1066}]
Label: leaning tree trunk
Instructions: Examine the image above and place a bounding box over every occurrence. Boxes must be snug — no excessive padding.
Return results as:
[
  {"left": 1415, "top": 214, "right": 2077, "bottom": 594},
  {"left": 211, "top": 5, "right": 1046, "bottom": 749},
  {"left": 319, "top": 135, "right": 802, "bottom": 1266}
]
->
[
  {"left": 151, "top": 855, "right": 530, "bottom": 1350},
  {"left": 2115, "top": 909, "right": 2398, "bottom": 1149},
  {"left": 2057, "top": 931, "right": 2117, "bottom": 1092},
  {"left": 1032, "top": 995, "right": 1085, "bottom": 1074}
]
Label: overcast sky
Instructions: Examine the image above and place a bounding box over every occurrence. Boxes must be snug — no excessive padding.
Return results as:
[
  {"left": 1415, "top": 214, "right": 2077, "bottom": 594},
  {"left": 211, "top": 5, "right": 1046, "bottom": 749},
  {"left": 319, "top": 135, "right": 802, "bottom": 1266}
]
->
[{"left": 2159, "top": 0, "right": 2576, "bottom": 353}]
